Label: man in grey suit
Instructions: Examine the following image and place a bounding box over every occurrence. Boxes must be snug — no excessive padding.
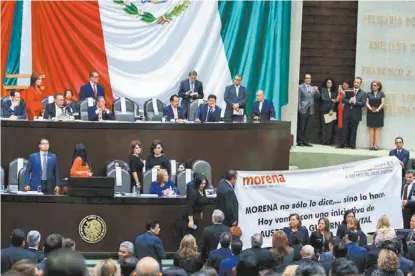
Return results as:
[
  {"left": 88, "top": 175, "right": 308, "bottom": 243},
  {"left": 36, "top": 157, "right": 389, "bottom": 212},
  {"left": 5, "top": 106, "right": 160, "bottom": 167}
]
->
[
  {"left": 224, "top": 75, "right": 248, "bottom": 121},
  {"left": 297, "top": 73, "right": 320, "bottom": 146},
  {"left": 338, "top": 77, "right": 366, "bottom": 149}
]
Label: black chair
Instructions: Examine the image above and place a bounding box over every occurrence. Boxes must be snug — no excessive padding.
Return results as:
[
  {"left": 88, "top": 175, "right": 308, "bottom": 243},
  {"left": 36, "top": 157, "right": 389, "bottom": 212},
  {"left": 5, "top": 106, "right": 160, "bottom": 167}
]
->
[
  {"left": 113, "top": 97, "right": 135, "bottom": 122},
  {"left": 143, "top": 98, "right": 165, "bottom": 121}
]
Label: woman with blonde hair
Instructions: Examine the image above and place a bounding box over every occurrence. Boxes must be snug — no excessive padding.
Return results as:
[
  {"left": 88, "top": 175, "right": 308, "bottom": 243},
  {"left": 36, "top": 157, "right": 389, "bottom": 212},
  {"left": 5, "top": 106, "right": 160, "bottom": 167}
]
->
[
  {"left": 282, "top": 265, "right": 298, "bottom": 276},
  {"left": 270, "top": 230, "right": 294, "bottom": 267},
  {"left": 93, "top": 259, "right": 121, "bottom": 276},
  {"left": 347, "top": 217, "right": 368, "bottom": 247},
  {"left": 173, "top": 234, "right": 203, "bottom": 274},
  {"left": 377, "top": 215, "right": 392, "bottom": 231},
  {"left": 149, "top": 168, "right": 179, "bottom": 196},
  {"left": 372, "top": 249, "right": 404, "bottom": 276}
]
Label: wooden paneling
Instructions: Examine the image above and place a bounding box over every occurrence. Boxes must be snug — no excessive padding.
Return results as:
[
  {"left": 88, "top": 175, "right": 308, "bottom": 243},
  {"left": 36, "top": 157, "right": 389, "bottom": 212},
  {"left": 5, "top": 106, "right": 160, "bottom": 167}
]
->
[{"left": 299, "top": 1, "right": 358, "bottom": 144}]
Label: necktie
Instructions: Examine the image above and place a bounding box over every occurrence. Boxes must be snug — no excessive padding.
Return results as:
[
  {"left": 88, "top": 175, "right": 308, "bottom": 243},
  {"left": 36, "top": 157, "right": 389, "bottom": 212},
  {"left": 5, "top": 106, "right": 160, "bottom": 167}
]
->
[
  {"left": 403, "top": 184, "right": 409, "bottom": 200},
  {"left": 354, "top": 89, "right": 357, "bottom": 95},
  {"left": 398, "top": 150, "right": 401, "bottom": 158},
  {"left": 207, "top": 108, "right": 213, "bottom": 121},
  {"left": 235, "top": 86, "right": 239, "bottom": 98},
  {"left": 173, "top": 107, "right": 178, "bottom": 119},
  {"left": 191, "top": 82, "right": 194, "bottom": 92},
  {"left": 93, "top": 84, "right": 97, "bottom": 97},
  {"left": 41, "top": 153, "right": 47, "bottom": 180},
  {"left": 259, "top": 102, "right": 263, "bottom": 113}
]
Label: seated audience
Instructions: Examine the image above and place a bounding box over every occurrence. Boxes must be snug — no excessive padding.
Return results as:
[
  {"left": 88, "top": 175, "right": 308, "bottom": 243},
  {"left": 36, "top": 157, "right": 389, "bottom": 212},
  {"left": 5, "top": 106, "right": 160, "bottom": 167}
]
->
[
  {"left": 310, "top": 217, "right": 334, "bottom": 254},
  {"left": 208, "top": 232, "right": 232, "bottom": 272},
  {"left": 402, "top": 170, "right": 415, "bottom": 229},
  {"left": 199, "top": 266, "right": 219, "bottom": 276},
  {"left": 163, "top": 95, "right": 184, "bottom": 122},
  {"left": 376, "top": 215, "right": 393, "bottom": 232},
  {"left": 145, "top": 140, "right": 171, "bottom": 175},
  {"left": 173, "top": 235, "right": 203, "bottom": 274},
  {"left": 333, "top": 241, "right": 348, "bottom": 259},
  {"left": 330, "top": 258, "right": 359, "bottom": 276},
  {"left": 24, "top": 73, "right": 44, "bottom": 120},
  {"left": 62, "top": 238, "right": 76, "bottom": 250},
  {"left": 43, "top": 93, "right": 71, "bottom": 119},
  {"left": 292, "top": 234, "right": 303, "bottom": 262},
  {"left": 295, "top": 259, "right": 326, "bottom": 276},
  {"left": 250, "top": 90, "right": 276, "bottom": 121},
  {"left": 406, "top": 215, "right": 415, "bottom": 261},
  {"left": 37, "top": 233, "right": 64, "bottom": 271},
  {"left": 10, "top": 259, "right": 39, "bottom": 276},
  {"left": 181, "top": 174, "right": 209, "bottom": 236},
  {"left": 1, "top": 229, "right": 37, "bottom": 273},
  {"left": 345, "top": 229, "right": 367, "bottom": 274},
  {"left": 230, "top": 226, "right": 242, "bottom": 241},
  {"left": 133, "top": 256, "right": 161, "bottom": 276},
  {"left": 70, "top": 143, "right": 92, "bottom": 177},
  {"left": 44, "top": 248, "right": 87, "bottom": 276},
  {"left": 201, "top": 210, "right": 230, "bottom": 261},
  {"left": 347, "top": 217, "right": 368, "bottom": 247},
  {"left": 2, "top": 89, "right": 27, "bottom": 119},
  {"left": 388, "top": 239, "right": 413, "bottom": 275},
  {"left": 88, "top": 96, "right": 114, "bottom": 121},
  {"left": 372, "top": 249, "right": 404, "bottom": 276},
  {"left": 149, "top": 169, "right": 179, "bottom": 196},
  {"left": 235, "top": 251, "right": 259, "bottom": 276},
  {"left": 162, "top": 266, "right": 187, "bottom": 276},
  {"left": 135, "top": 220, "right": 166, "bottom": 267},
  {"left": 118, "top": 241, "right": 138, "bottom": 263},
  {"left": 293, "top": 245, "right": 317, "bottom": 266},
  {"left": 320, "top": 241, "right": 344, "bottom": 275},
  {"left": 79, "top": 71, "right": 105, "bottom": 101},
  {"left": 283, "top": 213, "right": 310, "bottom": 246},
  {"left": 26, "top": 230, "right": 44, "bottom": 263},
  {"left": 242, "top": 233, "right": 272, "bottom": 270},
  {"left": 270, "top": 230, "right": 294, "bottom": 267},
  {"left": 336, "top": 209, "right": 355, "bottom": 240},
  {"left": 365, "top": 228, "right": 397, "bottom": 276},
  {"left": 194, "top": 94, "right": 222, "bottom": 123},
  {"left": 129, "top": 140, "right": 144, "bottom": 193},
  {"left": 120, "top": 258, "right": 139, "bottom": 276},
  {"left": 93, "top": 259, "right": 121, "bottom": 276},
  {"left": 63, "top": 89, "right": 79, "bottom": 116},
  {"left": 282, "top": 265, "right": 298, "bottom": 276},
  {"left": 219, "top": 239, "right": 243, "bottom": 276}
]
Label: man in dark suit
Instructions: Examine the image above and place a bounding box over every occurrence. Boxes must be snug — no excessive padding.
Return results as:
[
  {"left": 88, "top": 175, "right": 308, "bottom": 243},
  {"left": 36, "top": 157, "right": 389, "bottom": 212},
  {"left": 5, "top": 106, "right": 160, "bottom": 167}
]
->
[
  {"left": 402, "top": 170, "right": 415, "bottom": 228},
  {"left": 293, "top": 245, "right": 319, "bottom": 266},
  {"left": 224, "top": 75, "right": 248, "bottom": 121},
  {"left": 389, "top": 137, "right": 410, "bottom": 177},
  {"left": 135, "top": 220, "right": 166, "bottom": 267},
  {"left": 207, "top": 232, "right": 232, "bottom": 271},
  {"left": 216, "top": 169, "right": 239, "bottom": 227},
  {"left": 27, "top": 230, "right": 45, "bottom": 263},
  {"left": 163, "top": 94, "right": 184, "bottom": 122},
  {"left": 1, "top": 89, "right": 27, "bottom": 119},
  {"left": 345, "top": 229, "right": 367, "bottom": 273},
  {"left": 251, "top": 90, "right": 276, "bottom": 121},
  {"left": 178, "top": 71, "right": 204, "bottom": 119},
  {"left": 43, "top": 93, "right": 72, "bottom": 119},
  {"left": 320, "top": 82, "right": 338, "bottom": 145},
  {"left": 194, "top": 94, "right": 221, "bottom": 123},
  {"left": 79, "top": 71, "right": 105, "bottom": 101},
  {"left": 201, "top": 209, "right": 230, "bottom": 261},
  {"left": 37, "top": 233, "right": 64, "bottom": 272},
  {"left": 338, "top": 77, "right": 366, "bottom": 149},
  {"left": 88, "top": 96, "right": 114, "bottom": 121},
  {"left": 1, "top": 229, "right": 37, "bottom": 273},
  {"left": 219, "top": 240, "right": 242, "bottom": 276},
  {"left": 24, "top": 138, "right": 60, "bottom": 195},
  {"left": 297, "top": 73, "right": 320, "bottom": 147},
  {"left": 242, "top": 233, "right": 273, "bottom": 270}
]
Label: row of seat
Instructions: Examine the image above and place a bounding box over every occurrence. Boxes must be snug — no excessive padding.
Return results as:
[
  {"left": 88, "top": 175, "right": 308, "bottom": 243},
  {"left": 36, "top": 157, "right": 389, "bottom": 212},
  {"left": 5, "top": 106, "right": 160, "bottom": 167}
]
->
[{"left": 1, "top": 158, "right": 212, "bottom": 194}]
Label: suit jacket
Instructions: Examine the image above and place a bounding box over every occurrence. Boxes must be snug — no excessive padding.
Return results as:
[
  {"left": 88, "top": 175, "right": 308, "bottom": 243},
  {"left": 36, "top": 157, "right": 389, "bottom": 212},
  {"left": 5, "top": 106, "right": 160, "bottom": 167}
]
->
[
  {"left": 27, "top": 248, "right": 45, "bottom": 263},
  {"left": 178, "top": 79, "right": 204, "bottom": 115},
  {"left": 389, "top": 148, "right": 410, "bottom": 170},
  {"left": 43, "top": 103, "right": 72, "bottom": 119},
  {"left": 135, "top": 232, "right": 166, "bottom": 266},
  {"left": 163, "top": 105, "right": 184, "bottom": 121},
  {"left": 219, "top": 255, "right": 239, "bottom": 276},
  {"left": 310, "top": 231, "right": 334, "bottom": 254},
  {"left": 194, "top": 104, "right": 221, "bottom": 122},
  {"left": 346, "top": 242, "right": 368, "bottom": 273},
  {"left": 293, "top": 258, "right": 321, "bottom": 268},
  {"left": 201, "top": 223, "right": 231, "bottom": 261},
  {"left": 215, "top": 179, "right": 238, "bottom": 226},
  {"left": 24, "top": 152, "right": 60, "bottom": 190},
  {"left": 208, "top": 247, "right": 232, "bottom": 272},
  {"left": 342, "top": 89, "right": 366, "bottom": 121},
  {"left": 320, "top": 88, "right": 338, "bottom": 114},
  {"left": 242, "top": 247, "right": 273, "bottom": 270},
  {"left": 293, "top": 245, "right": 302, "bottom": 261},
  {"left": 251, "top": 99, "right": 276, "bottom": 121},
  {"left": 224, "top": 85, "right": 248, "bottom": 118},
  {"left": 399, "top": 255, "right": 413, "bottom": 275},
  {"left": 283, "top": 226, "right": 310, "bottom": 246},
  {"left": 87, "top": 105, "right": 115, "bottom": 121},
  {"left": 79, "top": 82, "right": 104, "bottom": 101},
  {"left": 298, "top": 83, "right": 320, "bottom": 115},
  {"left": 173, "top": 251, "right": 203, "bottom": 274},
  {"left": 1, "top": 246, "right": 38, "bottom": 273},
  {"left": 1, "top": 99, "right": 27, "bottom": 119}
]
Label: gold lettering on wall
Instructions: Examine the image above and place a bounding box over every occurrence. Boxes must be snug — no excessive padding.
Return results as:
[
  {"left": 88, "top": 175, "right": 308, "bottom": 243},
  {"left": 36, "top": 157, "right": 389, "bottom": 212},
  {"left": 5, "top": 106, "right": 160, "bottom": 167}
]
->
[
  {"left": 363, "top": 15, "right": 403, "bottom": 25},
  {"left": 361, "top": 66, "right": 404, "bottom": 76},
  {"left": 369, "top": 41, "right": 408, "bottom": 51},
  {"left": 383, "top": 92, "right": 415, "bottom": 117},
  {"left": 406, "top": 17, "right": 415, "bottom": 26},
  {"left": 411, "top": 43, "right": 415, "bottom": 51}
]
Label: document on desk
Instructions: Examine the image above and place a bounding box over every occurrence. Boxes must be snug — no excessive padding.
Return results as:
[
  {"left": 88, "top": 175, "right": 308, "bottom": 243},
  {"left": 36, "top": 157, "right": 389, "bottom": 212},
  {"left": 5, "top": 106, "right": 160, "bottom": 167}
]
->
[
  {"left": 233, "top": 109, "right": 244, "bottom": 116},
  {"left": 324, "top": 112, "right": 337, "bottom": 123}
]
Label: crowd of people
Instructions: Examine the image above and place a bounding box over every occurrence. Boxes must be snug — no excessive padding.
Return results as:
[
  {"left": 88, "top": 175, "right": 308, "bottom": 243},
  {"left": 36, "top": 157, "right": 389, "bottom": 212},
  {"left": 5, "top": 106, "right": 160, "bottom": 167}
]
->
[
  {"left": 1, "top": 71, "right": 277, "bottom": 123},
  {"left": 3, "top": 211, "right": 415, "bottom": 276}
]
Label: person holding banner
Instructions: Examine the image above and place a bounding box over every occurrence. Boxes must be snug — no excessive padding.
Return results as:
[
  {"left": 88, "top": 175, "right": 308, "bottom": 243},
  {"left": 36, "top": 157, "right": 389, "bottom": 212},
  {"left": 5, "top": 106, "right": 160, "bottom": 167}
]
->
[
  {"left": 310, "top": 218, "right": 334, "bottom": 254},
  {"left": 402, "top": 170, "right": 415, "bottom": 229},
  {"left": 216, "top": 170, "right": 239, "bottom": 227},
  {"left": 336, "top": 209, "right": 355, "bottom": 240},
  {"left": 283, "top": 213, "right": 310, "bottom": 246}
]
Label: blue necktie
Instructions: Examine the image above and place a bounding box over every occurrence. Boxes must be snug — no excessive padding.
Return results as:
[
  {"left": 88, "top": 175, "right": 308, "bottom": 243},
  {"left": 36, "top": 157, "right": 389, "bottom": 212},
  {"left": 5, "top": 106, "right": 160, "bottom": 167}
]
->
[{"left": 206, "top": 108, "right": 213, "bottom": 121}]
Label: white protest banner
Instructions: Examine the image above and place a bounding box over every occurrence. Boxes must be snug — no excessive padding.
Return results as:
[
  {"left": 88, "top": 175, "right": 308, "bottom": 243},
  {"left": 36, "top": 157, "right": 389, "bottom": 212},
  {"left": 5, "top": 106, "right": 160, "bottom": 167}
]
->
[{"left": 235, "top": 156, "right": 403, "bottom": 248}]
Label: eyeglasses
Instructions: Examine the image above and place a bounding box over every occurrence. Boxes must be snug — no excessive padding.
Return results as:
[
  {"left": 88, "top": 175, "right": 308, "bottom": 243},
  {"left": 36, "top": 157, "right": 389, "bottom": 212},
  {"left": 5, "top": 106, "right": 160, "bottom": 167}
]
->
[{"left": 40, "top": 142, "right": 49, "bottom": 145}]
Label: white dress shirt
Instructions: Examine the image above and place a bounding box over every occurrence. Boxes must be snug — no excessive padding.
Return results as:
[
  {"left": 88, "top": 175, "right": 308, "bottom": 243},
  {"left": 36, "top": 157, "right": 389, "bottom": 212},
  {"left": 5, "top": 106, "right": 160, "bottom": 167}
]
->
[
  {"left": 259, "top": 101, "right": 263, "bottom": 113},
  {"left": 55, "top": 104, "right": 63, "bottom": 118},
  {"left": 90, "top": 81, "right": 97, "bottom": 92},
  {"left": 235, "top": 85, "right": 240, "bottom": 98}
]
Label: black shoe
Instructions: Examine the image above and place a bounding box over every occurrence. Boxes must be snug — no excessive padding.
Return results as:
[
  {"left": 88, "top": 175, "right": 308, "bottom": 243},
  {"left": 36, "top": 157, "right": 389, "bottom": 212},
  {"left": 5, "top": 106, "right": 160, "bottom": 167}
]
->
[
  {"left": 374, "top": 147, "right": 378, "bottom": 151},
  {"left": 369, "top": 147, "right": 374, "bottom": 150},
  {"left": 350, "top": 146, "right": 356, "bottom": 149},
  {"left": 303, "top": 143, "right": 313, "bottom": 147},
  {"left": 336, "top": 145, "right": 345, "bottom": 148},
  {"left": 297, "top": 143, "right": 304, "bottom": 147}
]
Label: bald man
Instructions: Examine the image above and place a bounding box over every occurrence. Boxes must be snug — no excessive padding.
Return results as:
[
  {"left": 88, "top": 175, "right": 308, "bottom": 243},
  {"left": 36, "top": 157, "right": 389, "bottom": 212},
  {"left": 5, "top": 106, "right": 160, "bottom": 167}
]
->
[
  {"left": 250, "top": 90, "right": 276, "bottom": 121},
  {"left": 133, "top": 257, "right": 161, "bottom": 276}
]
